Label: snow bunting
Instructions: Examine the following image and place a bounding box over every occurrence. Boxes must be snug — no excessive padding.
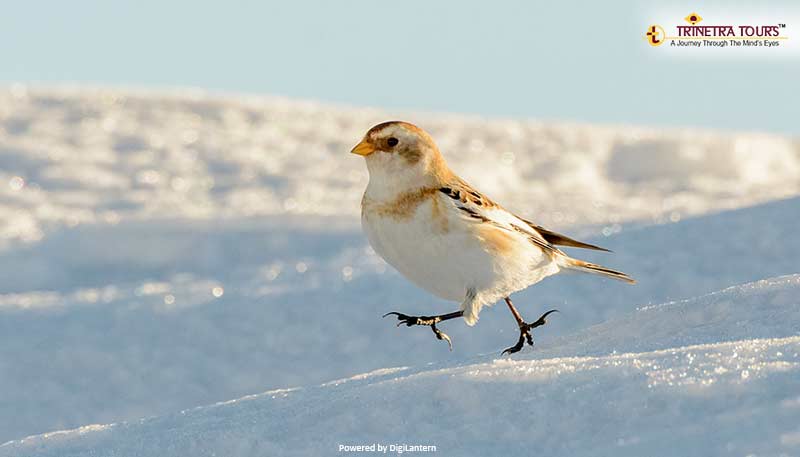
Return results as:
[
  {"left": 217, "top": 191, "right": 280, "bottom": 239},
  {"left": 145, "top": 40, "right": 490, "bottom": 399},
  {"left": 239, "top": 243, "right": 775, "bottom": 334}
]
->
[{"left": 352, "top": 121, "right": 634, "bottom": 354}]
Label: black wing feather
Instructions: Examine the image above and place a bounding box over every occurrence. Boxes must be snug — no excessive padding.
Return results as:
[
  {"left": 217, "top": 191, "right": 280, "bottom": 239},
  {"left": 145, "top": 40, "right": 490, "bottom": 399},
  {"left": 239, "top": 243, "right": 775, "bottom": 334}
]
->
[{"left": 521, "top": 219, "right": 611, "bottom": 252}]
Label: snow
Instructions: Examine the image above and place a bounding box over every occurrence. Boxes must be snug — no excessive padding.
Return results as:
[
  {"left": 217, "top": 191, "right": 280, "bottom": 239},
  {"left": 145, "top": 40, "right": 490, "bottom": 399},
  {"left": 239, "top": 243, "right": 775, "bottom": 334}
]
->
[
  {"left": 3, "top": 276, "right": 799, "bottom": 456},
  {"left": 0, "top": 86, "right": 799, "bottom": 455},
  {"left": 2, "top": 86, "right": 799, "bottom": 248}
]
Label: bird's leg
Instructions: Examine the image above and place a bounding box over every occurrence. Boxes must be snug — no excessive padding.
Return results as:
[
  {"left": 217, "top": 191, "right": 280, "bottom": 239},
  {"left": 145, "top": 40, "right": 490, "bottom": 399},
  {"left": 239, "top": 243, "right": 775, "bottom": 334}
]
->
[
  {"left": 501, "top": 297, "right": 558, "bottom": 355},
  {"left": 383, "top": 310, "right": 464, "bottom": 351}
]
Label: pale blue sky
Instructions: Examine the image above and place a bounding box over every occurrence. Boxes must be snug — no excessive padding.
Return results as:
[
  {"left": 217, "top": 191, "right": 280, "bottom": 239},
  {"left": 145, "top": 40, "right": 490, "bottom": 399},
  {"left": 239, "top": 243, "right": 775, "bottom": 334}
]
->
[{"left": 1, "top": 0, "right": 798, "bottom": 134}]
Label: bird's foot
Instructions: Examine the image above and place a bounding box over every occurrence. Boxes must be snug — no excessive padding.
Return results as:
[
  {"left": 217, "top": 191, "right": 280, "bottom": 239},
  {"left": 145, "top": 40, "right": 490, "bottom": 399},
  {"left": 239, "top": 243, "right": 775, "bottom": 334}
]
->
[
  {"left": 502, "top": 309, "right": 559, "bottom": 355},
  {"left": 383, "top": 312, "right": 454, "bottom": 351}
]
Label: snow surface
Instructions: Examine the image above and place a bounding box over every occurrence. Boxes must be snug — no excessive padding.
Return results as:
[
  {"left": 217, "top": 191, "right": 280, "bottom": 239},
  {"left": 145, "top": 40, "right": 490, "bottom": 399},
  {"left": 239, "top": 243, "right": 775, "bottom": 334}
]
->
[
  {"left": 3, "top": 276, "right": 799, "bottom": 456},
  {"left": 0, "top": 86, "right": 799, "bottom": 455}
]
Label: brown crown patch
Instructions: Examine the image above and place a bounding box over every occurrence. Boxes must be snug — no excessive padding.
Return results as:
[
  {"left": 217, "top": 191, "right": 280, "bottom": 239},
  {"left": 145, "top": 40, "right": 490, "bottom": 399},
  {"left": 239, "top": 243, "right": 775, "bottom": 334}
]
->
[{"left": 366, "top": 121, "right": 425, "bottom": 137}]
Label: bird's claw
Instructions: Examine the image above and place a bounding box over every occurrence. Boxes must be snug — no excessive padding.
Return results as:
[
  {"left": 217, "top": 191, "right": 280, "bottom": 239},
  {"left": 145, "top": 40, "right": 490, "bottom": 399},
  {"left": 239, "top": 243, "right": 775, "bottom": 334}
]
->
[
  {"left": 383, "top": 311, "right": 441, "bottom": 327},
  {"left": 431, "top": 323, "right": 453, "bottom": 351},
  {"left": 529, "top": 309, "right": 559, "bottom": 328},
  {"left": 383, "top": 311, "right": 419, "bottom": 327},
  {"left": 383, "top": 312, "right": 453, "bottom": 350},
  {"left": 502, "top": 309, "right": 559, "bottom": 355}
]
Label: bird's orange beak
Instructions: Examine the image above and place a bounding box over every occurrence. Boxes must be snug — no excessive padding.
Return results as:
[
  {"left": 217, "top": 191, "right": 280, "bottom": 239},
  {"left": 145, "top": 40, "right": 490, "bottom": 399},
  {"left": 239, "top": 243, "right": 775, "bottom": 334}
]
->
[{"left": 350, "top": 139, "right": 376, "bottom": 156}]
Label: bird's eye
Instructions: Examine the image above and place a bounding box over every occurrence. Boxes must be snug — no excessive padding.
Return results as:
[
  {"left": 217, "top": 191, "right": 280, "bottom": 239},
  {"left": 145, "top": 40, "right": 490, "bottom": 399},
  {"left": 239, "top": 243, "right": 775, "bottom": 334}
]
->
[{"left": 387, "top": 137, "right": 399, "bottom": 147}]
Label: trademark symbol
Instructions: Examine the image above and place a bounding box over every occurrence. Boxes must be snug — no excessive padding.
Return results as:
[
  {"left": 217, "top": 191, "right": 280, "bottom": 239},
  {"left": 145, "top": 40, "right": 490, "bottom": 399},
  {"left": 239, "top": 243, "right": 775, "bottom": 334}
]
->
[{"left": 779, "top": 23, "right": 786, "bottom": 28}]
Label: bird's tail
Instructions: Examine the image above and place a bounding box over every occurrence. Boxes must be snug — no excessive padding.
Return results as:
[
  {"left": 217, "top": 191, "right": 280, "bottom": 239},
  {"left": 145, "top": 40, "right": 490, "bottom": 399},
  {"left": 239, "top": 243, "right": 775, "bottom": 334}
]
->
[{"left": 561, "top": 257, "right": 635, "bottom": 284}]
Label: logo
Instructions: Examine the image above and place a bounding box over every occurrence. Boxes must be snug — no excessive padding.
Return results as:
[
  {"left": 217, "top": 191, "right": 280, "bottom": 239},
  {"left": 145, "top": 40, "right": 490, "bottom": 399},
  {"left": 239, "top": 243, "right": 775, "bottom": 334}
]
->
[
  {"left": 646, "top": 25, "right": 666, "bottom": 46},
  {"left": 644, "top": 12, "right": 789, "bottom": 49},
  {"left": 684, "top": 13, "right": 703, "bottom": 25}
]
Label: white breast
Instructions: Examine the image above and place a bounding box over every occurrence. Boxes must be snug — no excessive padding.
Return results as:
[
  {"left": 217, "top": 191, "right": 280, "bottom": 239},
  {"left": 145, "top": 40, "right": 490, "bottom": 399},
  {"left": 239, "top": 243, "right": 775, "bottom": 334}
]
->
[{"left": 362, "top": 195, "right": 558, "bottom": 307}]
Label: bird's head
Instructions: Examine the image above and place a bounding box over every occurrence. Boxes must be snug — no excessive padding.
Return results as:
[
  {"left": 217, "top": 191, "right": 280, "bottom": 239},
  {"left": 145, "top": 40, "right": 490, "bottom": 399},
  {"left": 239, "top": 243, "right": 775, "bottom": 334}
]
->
[{"left": 351, "top": 121, "right": 451, "bottom": 192}]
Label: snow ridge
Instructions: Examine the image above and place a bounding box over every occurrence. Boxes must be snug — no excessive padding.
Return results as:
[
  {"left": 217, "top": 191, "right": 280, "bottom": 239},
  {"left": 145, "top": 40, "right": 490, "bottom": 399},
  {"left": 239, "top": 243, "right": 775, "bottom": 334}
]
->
[{"left": 3, "top": 275, "right": 799, "bottom": 457}]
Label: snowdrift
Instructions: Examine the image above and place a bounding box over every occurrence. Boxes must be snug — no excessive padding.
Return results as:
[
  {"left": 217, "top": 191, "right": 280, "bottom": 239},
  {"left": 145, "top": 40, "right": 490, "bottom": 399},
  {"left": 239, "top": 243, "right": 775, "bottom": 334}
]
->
[
  {"left": 3, "top": 275, "right": 799, "bottom": 456},
  {"left": 2, "top": 87, "right": 799, "bottom": 248}
]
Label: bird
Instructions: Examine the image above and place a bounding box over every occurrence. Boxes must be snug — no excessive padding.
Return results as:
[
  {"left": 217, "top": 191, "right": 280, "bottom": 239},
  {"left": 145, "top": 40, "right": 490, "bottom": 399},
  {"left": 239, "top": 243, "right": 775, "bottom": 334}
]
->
[{"left": 351, "top": 121, "right": 634, "bottom": 354}]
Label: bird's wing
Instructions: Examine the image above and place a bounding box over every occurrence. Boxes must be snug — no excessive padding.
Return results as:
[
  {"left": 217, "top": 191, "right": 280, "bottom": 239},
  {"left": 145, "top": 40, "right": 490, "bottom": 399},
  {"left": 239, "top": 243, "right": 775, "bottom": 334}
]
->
[
  {"left": 439, "top": 178, "right": 610, "bottom": 254},
  {"left": 438, "top": 179, "right": 564, "bottom": 257},
  {"left": 518, "top": 218, "right": 611, "bottom": 252}
]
